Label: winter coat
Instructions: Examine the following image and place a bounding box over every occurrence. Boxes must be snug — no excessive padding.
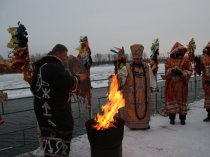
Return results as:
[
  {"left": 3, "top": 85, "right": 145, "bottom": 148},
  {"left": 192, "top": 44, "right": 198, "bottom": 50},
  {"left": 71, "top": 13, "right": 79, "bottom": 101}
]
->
[{"left": 31, "top": 55, "right": 78, "bottom": 133}]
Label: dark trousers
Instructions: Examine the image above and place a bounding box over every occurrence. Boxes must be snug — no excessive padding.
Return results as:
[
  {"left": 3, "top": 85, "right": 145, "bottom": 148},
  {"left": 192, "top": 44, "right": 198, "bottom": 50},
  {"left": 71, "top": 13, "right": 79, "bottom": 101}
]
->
[
  {"left": 169, "top": 114, "right": 186, "bottom": 121},
  {"left": 206, "top": 109, "right": 210, "bottom": 117}
]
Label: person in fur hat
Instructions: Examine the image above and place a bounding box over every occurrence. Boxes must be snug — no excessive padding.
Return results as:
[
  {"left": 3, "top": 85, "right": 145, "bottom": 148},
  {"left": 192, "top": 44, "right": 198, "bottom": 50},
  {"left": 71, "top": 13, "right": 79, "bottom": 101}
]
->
[
  {"left": 195, "top": 41, "right": 210, "bottom": 122},
  {"left": 164, "top": 42, "right": 193, "bottom": 125},
  {"left": 118, "top": 44, "right": 156, "bottom": 130}
]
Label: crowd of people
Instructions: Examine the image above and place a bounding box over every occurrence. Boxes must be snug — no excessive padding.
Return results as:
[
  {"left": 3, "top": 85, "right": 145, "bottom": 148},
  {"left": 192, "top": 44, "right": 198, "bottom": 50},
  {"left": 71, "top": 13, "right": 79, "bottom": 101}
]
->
[{"left": 1, "top": 40, "right": 210, "bottom": 157}]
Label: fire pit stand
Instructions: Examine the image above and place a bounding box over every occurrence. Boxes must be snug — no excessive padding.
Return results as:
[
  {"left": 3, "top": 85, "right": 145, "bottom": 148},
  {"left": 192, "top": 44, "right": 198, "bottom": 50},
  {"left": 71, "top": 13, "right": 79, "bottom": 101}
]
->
[{"left": 85, "top": 117, "right": 125, "bottom": 157}]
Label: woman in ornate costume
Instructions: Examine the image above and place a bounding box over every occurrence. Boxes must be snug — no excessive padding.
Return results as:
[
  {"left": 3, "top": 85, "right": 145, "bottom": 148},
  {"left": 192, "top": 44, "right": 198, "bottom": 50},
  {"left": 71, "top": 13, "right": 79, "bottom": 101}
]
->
[{"left": 118, "top": 44, "right": 156, "bottom": 130}]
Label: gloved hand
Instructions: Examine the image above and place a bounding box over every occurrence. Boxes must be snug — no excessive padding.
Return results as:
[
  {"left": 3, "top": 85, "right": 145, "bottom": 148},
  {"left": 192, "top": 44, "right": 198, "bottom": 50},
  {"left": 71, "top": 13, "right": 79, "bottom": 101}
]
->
[{"left": 171, "top": 68, "right": 183, "bottom": 77}]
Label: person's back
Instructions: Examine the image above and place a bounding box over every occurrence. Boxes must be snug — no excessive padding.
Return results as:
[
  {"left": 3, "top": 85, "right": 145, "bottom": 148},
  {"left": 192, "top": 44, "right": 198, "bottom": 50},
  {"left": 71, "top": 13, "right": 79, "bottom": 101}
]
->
[
  {"left": 31, "top": 44, "right": 80, "bottom": 157},
  {"left": 31, "top": 55, "right": 75, "bottom": 130}
]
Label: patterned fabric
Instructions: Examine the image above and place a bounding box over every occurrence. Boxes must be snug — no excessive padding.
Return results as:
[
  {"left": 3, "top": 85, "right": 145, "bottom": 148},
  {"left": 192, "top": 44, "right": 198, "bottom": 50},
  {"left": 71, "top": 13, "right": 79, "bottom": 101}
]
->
[
  {"left": 31, "top": 55, "right": 78, "bottom": 157},
  {"left": 41, "top": 127, "right": 72, "bottom": 157},
  {"left": 130, "top": 44, "right": 144, "bottom": 58},
  {"left": 201, "top": 55, "right": 210, "bottom": 109},
  {"left": 150, "top": 38, "right": 159, "bottom": 75},
  {"left": 76, "top": 36, "right": 92, "bottom": 77},
  {"left": 164, "top": 57, "right": 193, "bottom": 115},
  {"left": 187, "top": 38, "right": 196, "bottom": 62},
  {"left": 3, "top": 22, "right": 32, "bottom": 84},
  {"left": 119, "top": 63, "right": 151, "bottom": 129}
]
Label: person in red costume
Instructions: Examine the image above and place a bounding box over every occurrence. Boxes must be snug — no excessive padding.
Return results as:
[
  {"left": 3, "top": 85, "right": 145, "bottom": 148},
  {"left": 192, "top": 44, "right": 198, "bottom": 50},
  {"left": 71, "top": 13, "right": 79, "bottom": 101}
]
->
[
  {"left": 164, "top": 42, "right": 193, "bottom": 125},
  {"left": 195, "top": 41, "right": 210, "bottom": 122}
]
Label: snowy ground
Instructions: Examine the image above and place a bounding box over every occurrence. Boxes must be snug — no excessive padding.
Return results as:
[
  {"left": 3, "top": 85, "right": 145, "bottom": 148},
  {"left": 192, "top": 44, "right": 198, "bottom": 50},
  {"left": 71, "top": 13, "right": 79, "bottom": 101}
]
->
[{"left": 23, "top": 99, "right": 210, "bottom": 157}]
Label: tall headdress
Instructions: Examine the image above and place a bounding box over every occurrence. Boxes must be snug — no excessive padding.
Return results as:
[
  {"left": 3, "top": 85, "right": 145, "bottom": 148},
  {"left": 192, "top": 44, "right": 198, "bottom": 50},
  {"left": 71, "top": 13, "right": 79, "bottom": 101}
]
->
[
  {"left": 130, "top": 44, "right": 144, "bottom": 59},
  {"left": 204, "top": 41, "right": 210, "bottom": 55},
  {"left": 170, "top": 42, "right": 187, "bottom": 55},
  {"left": 205, "top": 41, "right": 210, "bottom": 49},
  {"left": 110, "top": 46, "right": 125, "bottom": 60}
]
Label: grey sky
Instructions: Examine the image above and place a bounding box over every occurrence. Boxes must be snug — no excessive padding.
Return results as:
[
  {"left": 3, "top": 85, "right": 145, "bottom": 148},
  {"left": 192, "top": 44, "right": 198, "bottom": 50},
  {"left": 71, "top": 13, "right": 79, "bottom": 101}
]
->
[{"left": 0, "top": 0, "right": 210, "bottom": 58}]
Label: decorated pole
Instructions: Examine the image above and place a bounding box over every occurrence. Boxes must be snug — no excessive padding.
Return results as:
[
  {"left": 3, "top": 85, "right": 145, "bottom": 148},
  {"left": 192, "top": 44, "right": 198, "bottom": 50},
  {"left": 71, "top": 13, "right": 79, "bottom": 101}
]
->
[
  {"left": 110, "top": 46, "right": 127, "bottom": 89},
  {"left": 76, "top": 36, "right": 93, "bottom": 78},
  {"left": 110, "top": 46, "right": 126, "bottom": 74},
  {"left": 75, "top": 36, "right": 93, "bottom": 116},
  {"left": 0, "top": 22, "right": 31, "bottom": 125},
  {"left": 187, "top": 38, "right": 197, "bottom": 99},
  {"left": 0, "top": 21, "right": 32, "bottom": 84},
  {"left": 149, "top": 38, "right": 159, "bottom": 114},
  {"left": 150, "top": 38, "right": 159, "bottom": 91}
]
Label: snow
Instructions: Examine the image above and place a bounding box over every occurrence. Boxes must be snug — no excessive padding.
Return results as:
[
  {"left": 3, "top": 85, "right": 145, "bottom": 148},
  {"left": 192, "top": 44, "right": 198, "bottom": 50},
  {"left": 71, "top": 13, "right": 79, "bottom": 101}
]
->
[{"left": 26, "top": 99, "right": 210, "bottom": 157}]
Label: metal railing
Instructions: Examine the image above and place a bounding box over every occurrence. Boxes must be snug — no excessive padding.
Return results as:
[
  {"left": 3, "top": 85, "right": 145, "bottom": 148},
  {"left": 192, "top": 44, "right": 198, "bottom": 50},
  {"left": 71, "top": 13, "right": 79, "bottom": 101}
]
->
[{"left": 0, "top": 76, "right": 204, "bottom": 156}]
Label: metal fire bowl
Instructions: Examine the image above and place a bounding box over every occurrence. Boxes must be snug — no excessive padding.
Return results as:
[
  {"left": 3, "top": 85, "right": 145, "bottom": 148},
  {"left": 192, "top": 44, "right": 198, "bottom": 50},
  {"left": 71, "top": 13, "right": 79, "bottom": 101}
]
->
[{"left": 85, "top": 117, "right": 125, "bottom": 148}]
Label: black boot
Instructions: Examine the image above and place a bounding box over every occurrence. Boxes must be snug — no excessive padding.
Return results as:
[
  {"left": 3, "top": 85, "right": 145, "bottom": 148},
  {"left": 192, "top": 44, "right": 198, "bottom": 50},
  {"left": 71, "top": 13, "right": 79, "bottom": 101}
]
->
[
  {"left": 203, "top": 110, "right": 210, "bottom": 122},
  {"left": 203, "top": 116, "right": 210, "bottom": 122},
  {"left": 179, "top": 115, "right": 186, "bottom": 125},
  {"left": 180, "top": 120, "right": 186, "bottom": 125},
  {"left": 170, "top": 120, "right": 175, "bottom": 125},
  {"left": 169, "top": 114, "right": 176, "bottom": 125}
]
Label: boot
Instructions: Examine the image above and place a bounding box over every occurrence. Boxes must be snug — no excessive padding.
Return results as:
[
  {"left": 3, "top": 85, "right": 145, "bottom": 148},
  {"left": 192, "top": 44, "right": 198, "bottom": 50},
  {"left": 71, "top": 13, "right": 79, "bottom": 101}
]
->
[
  {"left": 203, "top": 110, "right": 210, "bottom": 122},
  {"left": 203, "top": 109, "right": 210, "bottom": 122},
  {"left": 203, "top": 116, "right": 210, "bottom": 122},
  {"left": 170, "top": 119, "right": 175, "bottom": 125},
  {"left": 180, "top": 120, "right": 186, "bottom": 125},
  {"left": 169, "top": 114, "right": 176, "bottom": 125},
  {"left": 179, "top": 114, "right": 186, "bottom": 125}
]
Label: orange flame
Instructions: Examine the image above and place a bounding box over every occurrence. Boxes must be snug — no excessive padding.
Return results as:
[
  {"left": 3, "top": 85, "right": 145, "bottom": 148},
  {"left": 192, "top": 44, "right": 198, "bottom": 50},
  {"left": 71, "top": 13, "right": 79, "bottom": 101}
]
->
[{"left": 94, "top": 74, "right": 125, "bottom": 130}]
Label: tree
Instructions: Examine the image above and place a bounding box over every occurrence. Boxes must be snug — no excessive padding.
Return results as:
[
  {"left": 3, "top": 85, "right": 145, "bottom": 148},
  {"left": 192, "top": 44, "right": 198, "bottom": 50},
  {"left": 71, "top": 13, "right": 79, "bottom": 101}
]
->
[
  {"left": 107, "top": 54, "right": 112, "bottom": 62},
  {"left": 94, "top": 53, "right": 103, "bottom": 63}
]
